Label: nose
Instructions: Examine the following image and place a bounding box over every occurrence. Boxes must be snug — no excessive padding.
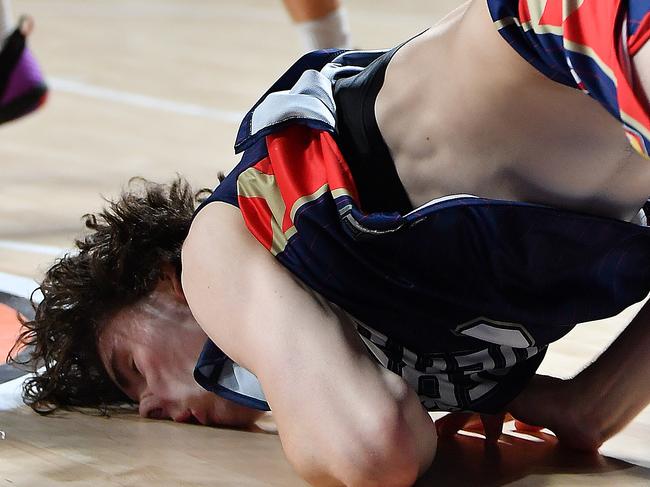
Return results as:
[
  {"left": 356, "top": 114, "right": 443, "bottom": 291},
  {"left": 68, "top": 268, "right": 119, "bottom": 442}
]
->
[
  {"left": 138, "top": 394, "right": 170, "bottom": 420},
  {"left": 142, "top": 406, "right": 165, "bottom": 419},
  {"left": 135, "top": 360, "right": 199, "bottom": 421},
  {"left": 139, "top": 401, "right": 162, "bottom": 419}
]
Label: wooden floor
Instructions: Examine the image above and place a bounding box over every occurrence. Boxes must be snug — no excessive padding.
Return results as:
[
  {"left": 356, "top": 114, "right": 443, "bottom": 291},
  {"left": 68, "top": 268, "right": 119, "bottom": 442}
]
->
[{"left": 0, "top": 1, "right": 648, "bottom": 485}]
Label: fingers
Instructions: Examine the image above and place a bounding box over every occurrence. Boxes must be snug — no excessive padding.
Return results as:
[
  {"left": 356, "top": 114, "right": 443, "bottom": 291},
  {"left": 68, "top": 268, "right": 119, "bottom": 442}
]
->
[
  {"left": 435, "top": 412, "right": 475, "bottom": 437},
  {"left": 436, "top": 412, "right": 506, "bottom": 443},
  {"left": 514, "top": 419, "right": 544, "bottom": 432},
  {"left": 481, "top": 413, "right": 505, "bottom": 444},
  {"left": 437, "top": 411, "right": 541, "bottom": 444}
]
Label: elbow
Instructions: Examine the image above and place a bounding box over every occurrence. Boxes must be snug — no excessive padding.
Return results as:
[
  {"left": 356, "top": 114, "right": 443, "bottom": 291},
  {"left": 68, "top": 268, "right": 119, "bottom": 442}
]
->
[
  {"left": 289, "top": 401, "right": 423, "bottom": 487},
  {"left": 350, "top": 425, "right": 421, "bottom": 487},
  {"left": 343, "top": 382, "right": 432, "bottom": 487},
  {"left": 292, "top": 447, "right": 419, "bottom": 487},
  {"left": 356, "top": 389, "right": 427, "bottom": 486}
]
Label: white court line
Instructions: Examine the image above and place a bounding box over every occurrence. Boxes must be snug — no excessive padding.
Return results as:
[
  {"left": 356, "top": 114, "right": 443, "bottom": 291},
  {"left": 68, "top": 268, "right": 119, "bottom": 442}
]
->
[
  {"left": 0, "top": 272, "right": 40, "bottom": 300},
  {"left": 0, "top": 374, "right": 29, "bottom": 412},
  {"left": 0, "top": 240, "right": 67, "bottom": 257},
  {"left": 49, "top": 77, "right": 246, "bottom": 123}
]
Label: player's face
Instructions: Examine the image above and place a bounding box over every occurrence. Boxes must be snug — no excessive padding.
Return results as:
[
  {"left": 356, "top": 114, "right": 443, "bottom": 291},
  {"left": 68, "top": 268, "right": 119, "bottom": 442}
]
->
[{"left": 97, "top": 287, "right": 262, "bottom": 427}]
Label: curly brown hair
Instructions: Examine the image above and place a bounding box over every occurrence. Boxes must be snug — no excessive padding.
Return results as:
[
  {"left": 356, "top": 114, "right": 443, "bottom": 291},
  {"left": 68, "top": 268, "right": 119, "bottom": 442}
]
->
[{"left": 9, "top": 176, "right": 213, "bottom": 415}]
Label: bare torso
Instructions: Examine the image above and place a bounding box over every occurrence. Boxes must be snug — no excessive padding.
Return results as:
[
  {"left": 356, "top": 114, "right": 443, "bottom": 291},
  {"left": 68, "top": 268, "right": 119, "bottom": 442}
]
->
[{"left": 376, "top": 0, "right": 650, "bottom": 221}]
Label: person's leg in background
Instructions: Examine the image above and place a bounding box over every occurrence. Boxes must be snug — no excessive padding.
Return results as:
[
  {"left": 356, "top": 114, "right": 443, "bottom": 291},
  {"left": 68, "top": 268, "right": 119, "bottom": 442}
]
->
[
  {"left": 1, "top": 0, "right": 14, "bottom": 37},
  {"left": 282, "top": 0, "right": 353, "bottom": 51},
  {"left": 0, "top": 0, "right": 47, "bottom": 125}
]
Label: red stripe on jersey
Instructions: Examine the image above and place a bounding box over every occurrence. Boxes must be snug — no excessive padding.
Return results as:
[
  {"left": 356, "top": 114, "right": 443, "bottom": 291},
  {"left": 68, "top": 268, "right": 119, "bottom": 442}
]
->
[
  {"left": 625, "top": 128, "right": 645, "bottom": 149},
  {"left": 629, "top": 12, "right": 650, "bottom": 56},
  {"left": 238, "top": 126, "right": 360, "bottom": 253},
  {"left": 252, "top": 156, "right": 274, "bottom": 175},
  {"left": 562, "top": 0, "right": 650, "bottom": 147},
  {"left": 266, "top": 125, "right": 360, "bottom": 219},
  {"left": 562, "top": 0, "right": 621, "bottom": 69},
  {"left": 238, "top": 196, "right": 274, "bottom": 250},
  {"left": 538, "top": 0, "right": 563, "bottom": 27},
  {"left": 518, "top": 0, "right": 532, "bottom": 25}
]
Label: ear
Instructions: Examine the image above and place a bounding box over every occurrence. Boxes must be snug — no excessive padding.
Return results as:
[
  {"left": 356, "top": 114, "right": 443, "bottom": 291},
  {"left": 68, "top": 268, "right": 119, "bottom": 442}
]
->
[{"left": 158, "top": 262, "right": 187, "bottom": 304}]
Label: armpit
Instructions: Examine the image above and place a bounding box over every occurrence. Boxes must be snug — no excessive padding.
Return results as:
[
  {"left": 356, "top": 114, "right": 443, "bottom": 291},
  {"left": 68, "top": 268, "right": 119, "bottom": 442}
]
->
[{"left": 488, "top": 0, "right": 650, "bottom": 158}]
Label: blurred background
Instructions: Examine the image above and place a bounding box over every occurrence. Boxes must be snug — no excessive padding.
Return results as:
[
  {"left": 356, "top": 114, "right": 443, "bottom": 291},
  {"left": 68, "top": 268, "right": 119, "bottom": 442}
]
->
[{"left": 0, "top": 0, "right": 461, "bottom": 281}]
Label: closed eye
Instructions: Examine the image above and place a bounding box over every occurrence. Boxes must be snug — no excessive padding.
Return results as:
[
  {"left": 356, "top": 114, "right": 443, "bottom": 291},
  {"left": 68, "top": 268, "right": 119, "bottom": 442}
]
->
[
  {"left": 131, "top": 358, "right": 141, "bottom": 376},
  {"left": 110, "top": 351, "right": 131, "bottom": 392}
]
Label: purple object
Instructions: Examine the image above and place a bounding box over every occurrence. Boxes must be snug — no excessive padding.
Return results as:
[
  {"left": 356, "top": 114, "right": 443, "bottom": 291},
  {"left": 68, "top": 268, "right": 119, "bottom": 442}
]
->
[{"left": 1, "top": 46, "right": 45, "bottom": 105}]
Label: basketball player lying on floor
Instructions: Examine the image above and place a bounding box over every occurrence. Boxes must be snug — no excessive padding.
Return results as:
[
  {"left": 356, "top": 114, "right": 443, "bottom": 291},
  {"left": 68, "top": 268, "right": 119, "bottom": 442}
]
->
[{"left": 12, "top": 1, "right": 650, "bottom": 486}]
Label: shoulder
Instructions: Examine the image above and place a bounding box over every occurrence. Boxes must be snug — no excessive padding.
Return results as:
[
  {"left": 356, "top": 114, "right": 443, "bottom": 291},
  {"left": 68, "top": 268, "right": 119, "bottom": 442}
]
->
[
  {"left": 182, "top": 202, "right": 249, "bottom": 273},
  {"left": 181, "top": 202, "right": 258, "bottom": 315},
  {"left": 184, "top": 201, "right": 246, "bottom": 246}
]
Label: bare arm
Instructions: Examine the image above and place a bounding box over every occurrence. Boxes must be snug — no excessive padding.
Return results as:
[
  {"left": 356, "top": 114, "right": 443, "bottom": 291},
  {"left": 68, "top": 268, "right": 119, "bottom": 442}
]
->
[
  {"left": 442, "top": 30, "right": 650, "bottom": 451},
  {"left": 520, "top": 47, "right": 650, "bottom": 449},
  {"left": 561, "top": 299, "right": 650, "bottom": 449},
  {"left": 504, "top": 297, "right": 650, "bottom": 451},
  {"left": 182, "top": 203, "right": 437, "bottom": 487}
]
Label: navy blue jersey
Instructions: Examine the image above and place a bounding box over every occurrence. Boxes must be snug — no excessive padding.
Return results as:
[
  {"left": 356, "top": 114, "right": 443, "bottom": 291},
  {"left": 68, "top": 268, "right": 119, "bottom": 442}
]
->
[{"left": 193, "top": 47, "right": 650, "bottom": 413}]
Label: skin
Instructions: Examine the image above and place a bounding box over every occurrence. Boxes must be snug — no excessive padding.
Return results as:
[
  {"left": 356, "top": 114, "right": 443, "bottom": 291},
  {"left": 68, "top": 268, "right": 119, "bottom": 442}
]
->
[
  {"left": 378, "top": 1, "right": 650, "bottom": 221},
  {"left": 179, "top": 2, "right": 650, "bottom": 485},
  {"left": 379, "top": 0, "right": 650, "bottom": 454},
  {"left": 97, "top": 1, "right": 650, "bottom": 485},
  {"left": 282, "top": 0, "right": 340, "bottom": 23},
  {"left": 182, "top": 203, "right": 437, "bottom": 487},
  {"left": 96, "top": 269, "right": 263, "bottom": 428}
]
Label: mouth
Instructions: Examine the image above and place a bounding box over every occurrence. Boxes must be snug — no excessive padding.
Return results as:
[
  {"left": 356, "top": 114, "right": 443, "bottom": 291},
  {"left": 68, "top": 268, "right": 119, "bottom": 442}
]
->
[
  {"left": 173, "top": 410, "right": 196, "bottom": 424},
  {"left": 173, "top": 408, "right": 209, "bottom": 426}
]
